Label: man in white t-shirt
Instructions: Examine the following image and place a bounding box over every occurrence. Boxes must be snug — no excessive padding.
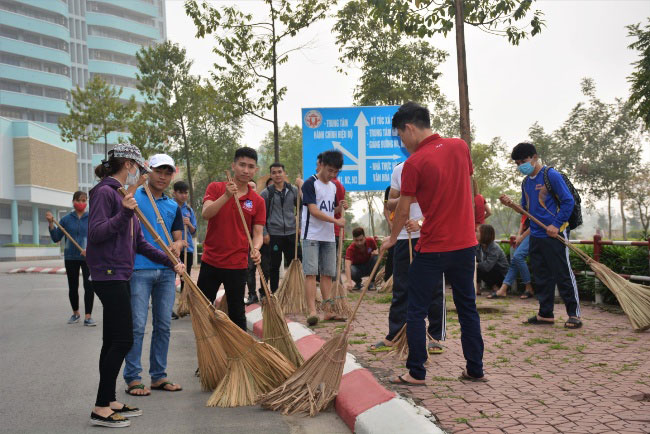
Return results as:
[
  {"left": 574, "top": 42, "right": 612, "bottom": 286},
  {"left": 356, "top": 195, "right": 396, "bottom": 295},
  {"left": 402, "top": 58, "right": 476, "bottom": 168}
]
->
[
  {"left": 301, "top": 150, "right": 347, "bottom": 326},
  {"left": 369, "top": 162, "right": 447, "bottom": 354}
]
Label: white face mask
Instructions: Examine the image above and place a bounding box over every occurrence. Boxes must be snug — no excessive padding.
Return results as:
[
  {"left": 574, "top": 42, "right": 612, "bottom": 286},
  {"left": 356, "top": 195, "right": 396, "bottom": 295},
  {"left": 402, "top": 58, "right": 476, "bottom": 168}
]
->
[{"left": 126, "top": 164, "right": 140, "bottom": 187}]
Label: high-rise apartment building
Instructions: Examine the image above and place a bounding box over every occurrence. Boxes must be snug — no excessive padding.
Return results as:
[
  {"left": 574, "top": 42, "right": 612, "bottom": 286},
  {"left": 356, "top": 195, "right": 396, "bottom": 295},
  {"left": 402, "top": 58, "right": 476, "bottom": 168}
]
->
[{"left": 0, "top": 0, "right": 166, "bottom": 250}]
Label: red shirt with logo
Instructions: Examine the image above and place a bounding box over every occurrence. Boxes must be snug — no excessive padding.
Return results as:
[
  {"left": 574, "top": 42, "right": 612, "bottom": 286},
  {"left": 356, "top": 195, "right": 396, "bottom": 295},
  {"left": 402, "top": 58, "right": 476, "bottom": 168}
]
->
[
  {"left": 333, "top": 178, "right": 345, "bottom": 237},
  {"left": 474, "top": 194, "right": 486, "bottom": 226},
  {"left": 202, "top": 182, "right": 266, "bottom": 269},
  {"left": 401, "top": 134, "right": 477, "bottom": 253},
  {"left": 345, "top": 237, "right": 377, "bottom": 265}
]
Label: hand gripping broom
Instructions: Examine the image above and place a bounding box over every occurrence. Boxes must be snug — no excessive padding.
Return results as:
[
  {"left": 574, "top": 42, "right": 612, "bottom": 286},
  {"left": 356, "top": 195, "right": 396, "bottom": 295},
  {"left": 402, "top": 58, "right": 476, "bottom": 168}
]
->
[
  {"left": 500, "top": 194, "right": 650, "bottom": 331},
  {"left": 118, "top": 188, "right": 294, "bottom": 401},
  {"left": 276, "top": 187, "right": 308, "bottom": 314},
  {"left": 260, "top": 250, "right": 386, "bottom": 416}
]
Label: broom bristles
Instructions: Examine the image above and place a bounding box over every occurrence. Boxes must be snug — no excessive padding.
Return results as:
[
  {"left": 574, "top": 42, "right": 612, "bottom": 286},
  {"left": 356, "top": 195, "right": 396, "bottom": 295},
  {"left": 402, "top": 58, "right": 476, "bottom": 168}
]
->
[
  {"left": 259, "top": 331, "right": 348, "bottom": 415},
  {"left": 276, "top": 259, "right": 308, "bottom": 314},
  {"left": 378, "top": 275, "right": 393, "bottom": 293},
  {"left": 332, "top": 281, "right": 352, "bottom": 317},
  {"left": 176, "top": 286, "right": 190, "bottom": 317},
  {"left": 217, "top": 293, "right": 228, "bottom": 315},
  {"left": 389, "top": 324, "right": 431, "bottom": 361},
  {"left": 262, "top": 295, "right": 305, "bottom": 367}
]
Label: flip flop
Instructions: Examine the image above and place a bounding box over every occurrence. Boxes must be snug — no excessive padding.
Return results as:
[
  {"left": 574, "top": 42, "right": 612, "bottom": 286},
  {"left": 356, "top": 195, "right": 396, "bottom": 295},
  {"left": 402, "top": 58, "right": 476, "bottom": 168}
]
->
[
  {"left": 459, "top": 370, "right": 488, "bottom": 382},
  {"left": 486, "top": 292, "right": 505, "bottom": 299},
  {"left": 150, "top": 381, "right": 182, "bottom": 392},
  {"left": 564, "top": 317, "right": 583, "bottom": 329},
  {"left": 520, "top": 292, "right": 534, "bottom": 299},
  {"left": 524, "top": 315, "right": 554, "bottom": 325},
  {"left": 125, "top": 383, "right": 150, "bottom": 396},
  {"left": 389, "top": 375, "right": 426, "bottom": 386},
  {"left": 428, "top": 341, "right": 444, "bottom": 354},
  {"left": 368, "top": 340, "right": 392, "bottom": 352}
]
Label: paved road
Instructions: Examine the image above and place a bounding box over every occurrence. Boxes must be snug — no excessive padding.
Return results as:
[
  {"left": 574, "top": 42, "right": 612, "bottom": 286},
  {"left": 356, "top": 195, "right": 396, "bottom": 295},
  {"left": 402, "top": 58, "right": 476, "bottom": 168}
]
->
[{"left": 0, "top": 272, "right": 349, "bottom": 434}]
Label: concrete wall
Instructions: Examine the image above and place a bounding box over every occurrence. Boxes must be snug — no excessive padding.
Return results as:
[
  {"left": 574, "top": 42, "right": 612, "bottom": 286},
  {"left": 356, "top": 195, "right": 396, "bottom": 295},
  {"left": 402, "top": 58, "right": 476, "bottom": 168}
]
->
[{"left": 13, "top": 137, "right": 78, "bottom": 192}]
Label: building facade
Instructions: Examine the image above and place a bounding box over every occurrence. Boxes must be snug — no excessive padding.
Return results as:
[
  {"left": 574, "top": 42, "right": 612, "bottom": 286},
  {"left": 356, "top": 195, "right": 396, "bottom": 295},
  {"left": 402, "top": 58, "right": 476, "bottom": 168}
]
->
[{"left": 0, "top": 0, "right": 166, "bottom": 247}]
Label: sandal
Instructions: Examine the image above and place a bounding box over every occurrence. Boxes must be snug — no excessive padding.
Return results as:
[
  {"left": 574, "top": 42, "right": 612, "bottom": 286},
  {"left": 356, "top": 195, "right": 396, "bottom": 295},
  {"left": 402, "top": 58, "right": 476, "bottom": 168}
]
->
[
  {"left": 389, "top": 375, "right": 426, "bottom": 386},
  {"left": 524, "top": 315, "right": 554, "bottom": 325},
  {"left": 520, "top": 292, "right": 534, "bottom": 299},
  {"left": 486, "top": 292, "right": 505, "bottom": 299},
  {"left": 307, "top": 315, "right": 319, "bottom": 326},
  {"left": 368, "top": 340, "right": 392, "bottom": 352},
  {"left": 459, "top": 369, "right": 488, "bottom": 382},
  {"left": 125, "top": 383, "right": 150, "bottom": 396},
  {"left": 564, "top": 317, "right": 583, "bottom": 329},
  {"left": 428, "top": 341, "right": 444, "bottom": 354},
  {"left": 151, "top": 381, "right": 182, "bottom": 392}
]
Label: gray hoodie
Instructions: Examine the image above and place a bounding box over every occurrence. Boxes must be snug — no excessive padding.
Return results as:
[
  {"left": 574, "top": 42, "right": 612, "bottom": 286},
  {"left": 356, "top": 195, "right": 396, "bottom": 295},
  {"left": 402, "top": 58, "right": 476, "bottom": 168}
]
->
[{"left": 260, "top": 182, "right": 299, "bottom": 236}]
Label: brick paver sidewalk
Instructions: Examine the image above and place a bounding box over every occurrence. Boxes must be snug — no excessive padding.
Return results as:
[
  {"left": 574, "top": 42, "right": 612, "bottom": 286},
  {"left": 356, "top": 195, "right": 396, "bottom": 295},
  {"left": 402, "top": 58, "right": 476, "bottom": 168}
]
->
[{"left": 291, "top": 288, "right": 650, "bottom": 433}]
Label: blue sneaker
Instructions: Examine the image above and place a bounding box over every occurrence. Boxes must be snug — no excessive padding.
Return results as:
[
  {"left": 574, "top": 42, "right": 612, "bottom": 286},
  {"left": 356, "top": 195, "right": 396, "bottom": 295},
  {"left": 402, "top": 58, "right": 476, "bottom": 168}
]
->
[
  {"left": 84, "top": 318, "right": 96, "bottom": 327},
  {"left": 67, "top": 314, "right": 80, "bottom": 324}
]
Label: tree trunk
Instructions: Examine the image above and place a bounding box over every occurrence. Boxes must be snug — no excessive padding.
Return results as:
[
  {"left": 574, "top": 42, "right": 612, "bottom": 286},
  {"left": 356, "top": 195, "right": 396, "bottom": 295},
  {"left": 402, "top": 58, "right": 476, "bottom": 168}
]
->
[
  {"left": 619, "top": 192, "right": 627, "bottom": 240},
  {"left": 454, "top": 0, "right": 471, "bottom": 147},
  {"left": 270, "top": 3, "right": 280, "bottom": 163},
  {"left": 179, "top": 119, "right": 195, "bottom": 209},
  {"left": 104, "top": 131, "right": 108, "bottom": 160},
  {"left": 607, "top": 194, "right": 612, "bottom": 239}
]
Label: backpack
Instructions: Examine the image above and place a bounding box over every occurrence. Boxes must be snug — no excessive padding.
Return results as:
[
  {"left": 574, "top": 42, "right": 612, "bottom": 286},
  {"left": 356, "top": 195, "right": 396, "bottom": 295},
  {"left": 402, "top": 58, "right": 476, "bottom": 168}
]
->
[
  {"left": 521, "top": 167, "right": 583, "bottom": 230},
  {"left": 264, "top": 183, "right": 297, "bottom": 220}
]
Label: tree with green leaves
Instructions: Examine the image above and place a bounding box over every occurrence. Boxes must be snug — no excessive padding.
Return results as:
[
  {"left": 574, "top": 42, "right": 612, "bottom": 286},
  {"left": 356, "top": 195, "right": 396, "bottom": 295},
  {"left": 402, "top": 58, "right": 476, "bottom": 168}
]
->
[
  {"left": 58, "top": 75, "right": 136, "bottom": 159},
  {"left": 257, "top": 123, "right": 302, "bottom": 181},
  {"left": 132, "top": 41, "right": 201, "bottom": 207},
  {"left": 185, "top": 0, "right": 333, "bottom": 162},
  {"left": 627, "top": 18, "right": 650, "bottom": 129},
  {"left": 334, "top": 0, "right": 447, "bottom": 106},
  {"left": 555, "top": 78, "right": 643, "bottom": 239},
  {"left": 368, "top": 0, "right": 545, "bottom": 146},
  {"left": 626, "top": 167, "right": 650, "bottom": 238}
]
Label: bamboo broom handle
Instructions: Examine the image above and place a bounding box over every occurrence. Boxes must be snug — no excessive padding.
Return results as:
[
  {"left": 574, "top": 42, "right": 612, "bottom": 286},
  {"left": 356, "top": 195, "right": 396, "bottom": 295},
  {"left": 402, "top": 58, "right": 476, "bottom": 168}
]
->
[
  {"left": 52, "top": 219, "right": 84, "bottom": 253},
  {"left": 499, "top": 195, "right": 592, "bottom": 263},
  {"left": 344, "top": 249, "right": 386, "bottom": 334},
  {"left": 183, "top": 224, "right": 188, "bottom": 282},
  {"left": 143, "top": 183, "right": 174, "bottom": 245},
  {"left": 118, "top": 188, "right": 215, "bottom": 310},
  {"left": 408, "top": 233, "right": 413, "bottom": 264},
  {"left": 335, "top": 226, "right": 344, "bottom": 284},
  {"left": 295, "top": 187, "right": 301, "bottom": 259},
  {"left": 225, "top": 171, "right": 273, "bottom": 300}
]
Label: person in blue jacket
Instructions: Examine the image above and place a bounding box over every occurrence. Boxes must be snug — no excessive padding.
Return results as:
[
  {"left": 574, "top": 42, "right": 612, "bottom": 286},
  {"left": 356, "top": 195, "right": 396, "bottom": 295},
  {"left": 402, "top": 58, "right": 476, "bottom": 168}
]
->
[
  {"left": 511, "top": 142, "right": 582, "bottom": 329},
  {"left": 46, "top": 191, "right": 95, "bottom": 326}
]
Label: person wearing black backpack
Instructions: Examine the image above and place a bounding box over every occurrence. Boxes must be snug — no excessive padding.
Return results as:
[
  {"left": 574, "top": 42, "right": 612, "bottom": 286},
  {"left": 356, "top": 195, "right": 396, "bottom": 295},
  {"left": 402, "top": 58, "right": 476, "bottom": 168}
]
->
[
  {"left": 511, "top": 142, "right": 583, "bottom": 329},
  {"left": 260, "top": 162, "right": 302, "bottom": 293}
]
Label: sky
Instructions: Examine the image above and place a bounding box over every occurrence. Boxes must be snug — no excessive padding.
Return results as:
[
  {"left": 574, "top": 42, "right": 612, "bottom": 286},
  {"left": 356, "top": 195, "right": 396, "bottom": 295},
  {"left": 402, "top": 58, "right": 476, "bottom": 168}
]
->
[{"left": 165, "top": 0, "right": 649, "bottom": 222}]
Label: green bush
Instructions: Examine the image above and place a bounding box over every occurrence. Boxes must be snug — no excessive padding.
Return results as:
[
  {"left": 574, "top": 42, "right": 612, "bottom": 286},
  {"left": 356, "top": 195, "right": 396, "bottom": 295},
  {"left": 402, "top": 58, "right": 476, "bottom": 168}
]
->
[{"left": 2, "top": 243, "right": 58, "bottom": 247}]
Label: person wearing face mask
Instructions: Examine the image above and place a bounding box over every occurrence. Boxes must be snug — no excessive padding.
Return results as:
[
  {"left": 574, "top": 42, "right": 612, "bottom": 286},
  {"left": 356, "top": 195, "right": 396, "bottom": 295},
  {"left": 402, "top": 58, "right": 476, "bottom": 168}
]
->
[
  {"left": 510, "top": 142, "right": 582, "bottom": 329},
  {"left": 87, "top": 144, "right": 185, "bottom": 428},
  {"left": 46, "top": 191, "right": 94, "bottom": 326}
]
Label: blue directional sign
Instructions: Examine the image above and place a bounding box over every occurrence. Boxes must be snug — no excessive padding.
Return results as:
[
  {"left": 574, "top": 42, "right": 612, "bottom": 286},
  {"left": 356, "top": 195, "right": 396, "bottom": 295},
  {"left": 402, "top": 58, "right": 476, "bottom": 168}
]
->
[{"left": 301, "top": 106, "right": 405, "bottom": 191}]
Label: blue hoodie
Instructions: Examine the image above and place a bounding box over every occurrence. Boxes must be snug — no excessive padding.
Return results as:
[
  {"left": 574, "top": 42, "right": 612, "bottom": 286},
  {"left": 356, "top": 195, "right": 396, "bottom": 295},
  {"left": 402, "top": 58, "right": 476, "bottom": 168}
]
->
[
  {"left": 49, "top": 211, "right": 88, "bottom": 261},
  {"left": 521, "top": 166, "right": 574, "bottom": 238},
  {"left": 86, "top": 177, "right": 173, "bottom": 282}
]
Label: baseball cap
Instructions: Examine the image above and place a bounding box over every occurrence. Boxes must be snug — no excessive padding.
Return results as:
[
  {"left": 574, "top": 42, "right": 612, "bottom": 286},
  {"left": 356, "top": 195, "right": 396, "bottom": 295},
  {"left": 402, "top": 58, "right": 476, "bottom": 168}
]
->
[
  {"left": 108, "top": 143, "right": 151, "bottom": 173},
  {"left": 148, "top": 154, "right": 176, "bottom": 171}
]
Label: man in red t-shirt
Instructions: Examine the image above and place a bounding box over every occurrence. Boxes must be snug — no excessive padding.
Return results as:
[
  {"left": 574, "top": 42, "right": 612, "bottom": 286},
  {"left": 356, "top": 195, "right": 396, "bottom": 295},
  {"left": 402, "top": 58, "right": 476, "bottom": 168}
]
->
[
  {"left": 380, "top": 102, "right": 485, "bottom": 385},
  {"left": 344, "top": 227, "right": 378, "bottom": 290},
  {"left": 473, "top": 179, "right": 491, "bottom": 228},
  {"left": 197, "top": 147, "right": 266, "bottom": 331}
]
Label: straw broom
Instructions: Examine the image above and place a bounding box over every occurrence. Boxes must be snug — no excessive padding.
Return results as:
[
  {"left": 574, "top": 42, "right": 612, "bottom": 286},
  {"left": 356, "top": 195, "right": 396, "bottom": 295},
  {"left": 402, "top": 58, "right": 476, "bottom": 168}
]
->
[
  {"left": 389, "top": 233, "right": 417, "bottom": 359},
  {"left": 224, "top": 171, "right": 303, "bottom": 367},
  {"left": 500, "top": 194, "right": 650, "bottom": 331},
  {"left": 118, "top": 187, "right": 227, "bottom": 391},
  {"left": 378, "top": 274, "right": 393, "bottom": 293},
  {"left": 276, "top": 187, "right": 307, "bottom": 314},
  {"left": 260, "top": 250, "right": 386, "bottom": 416},
  {"left": 118, "top": 188, "right": 295, "bottom": 401},
  {"left": 331, "top": 227, "right": 352, "bottom": 317},
  {"left": 176, "top": 225, "right": 191, "bottom": 317}
]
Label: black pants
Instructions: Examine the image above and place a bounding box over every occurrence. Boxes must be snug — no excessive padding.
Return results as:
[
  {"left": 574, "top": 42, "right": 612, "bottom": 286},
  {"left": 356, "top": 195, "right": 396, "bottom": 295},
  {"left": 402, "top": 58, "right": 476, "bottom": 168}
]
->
[
  {"left": 384, "top": 246, "right": 394, "bottom": 281},
  {"left": 477, "top": 266, "right": 506, "bottom": 288},
  {"left": 529, "top": 234, "right": 580, "bottom": 319},
  {"left": 247, "top": 244, "right": 271, "bottom": 298},
  {"left": 93, "top": 281, "right": 133, "bottom": 407},
  {"left": 387, "top": 238, "right": 445, "bottom": 341},
  {"left": 197, "top": 262, "right": 247, "bottom": 331},
  {"left": 65, "top": 260, "right": 93, "bottom": 315},
  {"left": 350, "top": 256, "right": 379, "bottom": 287},
  {"left": 179, "top": 250, "right": 194, "bottom": 292},
  {"left": 269, "top": 234, "right": 302, "bottom": 292}
]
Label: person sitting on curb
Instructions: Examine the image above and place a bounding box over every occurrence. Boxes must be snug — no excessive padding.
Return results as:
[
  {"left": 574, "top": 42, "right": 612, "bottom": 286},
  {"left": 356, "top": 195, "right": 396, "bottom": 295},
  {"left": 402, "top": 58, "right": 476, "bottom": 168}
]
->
[
  {"left": 344, "top": 227, "right": 378, "bottom": 291},
  {"left": 475, "top": 224, "right": 508, "bottom": 298}
]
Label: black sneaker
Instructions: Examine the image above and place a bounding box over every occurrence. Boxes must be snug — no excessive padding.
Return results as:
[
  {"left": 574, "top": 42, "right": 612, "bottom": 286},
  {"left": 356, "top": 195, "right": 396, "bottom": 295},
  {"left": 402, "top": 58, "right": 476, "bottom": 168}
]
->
[
  {"left": 245, "top": 294, "right": 259, "bottom": 306},
  {"left": 172, "top": 312, "right": 179, "bottom": 320},
  {"left": 90, "top": 412, "right": 130, "bottom": 428},
  {"left": 113, "top": 404, "right": 142, "bottom": 418}
]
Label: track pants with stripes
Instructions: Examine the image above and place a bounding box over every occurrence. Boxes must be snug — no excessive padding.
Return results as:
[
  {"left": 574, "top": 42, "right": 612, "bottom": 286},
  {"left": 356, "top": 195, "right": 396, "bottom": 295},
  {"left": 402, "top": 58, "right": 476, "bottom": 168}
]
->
[{"left": 529, "top": 232, "right": 581, "bottom": 319}]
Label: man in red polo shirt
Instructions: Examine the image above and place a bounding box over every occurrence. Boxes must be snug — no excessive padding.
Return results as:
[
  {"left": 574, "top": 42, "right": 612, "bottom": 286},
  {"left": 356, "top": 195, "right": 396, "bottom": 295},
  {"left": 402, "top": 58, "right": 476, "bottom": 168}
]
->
[
  {"left": 344, "top": 227, "right": 378, "bottom": 290},
  {"left": 198, "top": 147, "right": 265, "bottom": 331},
  {"left": 380, "top": 102, "right": 485, "bottom": 385}
]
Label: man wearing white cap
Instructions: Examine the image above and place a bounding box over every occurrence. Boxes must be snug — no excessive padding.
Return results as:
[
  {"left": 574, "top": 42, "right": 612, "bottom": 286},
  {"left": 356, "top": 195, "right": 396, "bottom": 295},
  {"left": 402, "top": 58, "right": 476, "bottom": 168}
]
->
[{"left": 124, "top": 153, "right": 186, "bottom": 396}]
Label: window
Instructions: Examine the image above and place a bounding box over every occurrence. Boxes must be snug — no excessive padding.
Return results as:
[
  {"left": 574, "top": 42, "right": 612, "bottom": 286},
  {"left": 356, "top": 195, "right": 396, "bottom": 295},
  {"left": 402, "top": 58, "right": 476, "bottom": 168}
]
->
[
  {"left": 0, "top": 79, "right": 21, "bottom": 92},
  {"left": 46, "top": 113, "right": 60, "bottom": 123},
  {"left": 26, "top": 84, "right": 42, "bottom": 96},
  {"left": 87, "top": 25, "right": 154, "bottom": 46},
  {"left": 87, "top": 1, "right": 155, "bottom": 26},
  {"left": 0, "top": 0, "right": 67, "bottom": 27},
  {"left": 0, "top": 106, "right": 23, "bottom": 119}
]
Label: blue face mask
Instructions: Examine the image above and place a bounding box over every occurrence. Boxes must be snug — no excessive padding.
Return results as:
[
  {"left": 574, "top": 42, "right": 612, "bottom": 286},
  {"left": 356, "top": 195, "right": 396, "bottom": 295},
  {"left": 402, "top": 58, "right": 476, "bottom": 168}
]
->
[{"left": 518, "top": 161, "right": 535, "bottom": 176}]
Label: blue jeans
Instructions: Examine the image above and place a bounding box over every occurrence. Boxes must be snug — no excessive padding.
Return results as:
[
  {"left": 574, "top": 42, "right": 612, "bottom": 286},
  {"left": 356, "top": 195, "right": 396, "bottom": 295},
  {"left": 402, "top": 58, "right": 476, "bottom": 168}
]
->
[
  {"left": 407, "top": 247, "right": 484, "bottom": 380},
  {"left": 503, "top": 235, "right": 531, "bottom": 287},
  {"left": 123, "top": 268, "right": 176, "bottom": 384}
]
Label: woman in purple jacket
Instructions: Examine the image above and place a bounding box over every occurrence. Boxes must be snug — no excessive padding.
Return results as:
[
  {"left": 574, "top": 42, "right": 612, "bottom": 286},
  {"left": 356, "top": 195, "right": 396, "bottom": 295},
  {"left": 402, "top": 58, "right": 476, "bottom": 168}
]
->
[{"left": 87, "top": 144, "right": 184, "bottom": 428}]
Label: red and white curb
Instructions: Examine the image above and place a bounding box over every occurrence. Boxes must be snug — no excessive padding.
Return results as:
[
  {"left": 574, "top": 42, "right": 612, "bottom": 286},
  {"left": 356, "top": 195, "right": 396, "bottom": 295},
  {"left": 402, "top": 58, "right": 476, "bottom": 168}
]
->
[
  {"left": 8, "top": 266, "right": 66, "bottom": 274},
  {"left": 238, "top": 299, "right": 444, "bottom": 433}
]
